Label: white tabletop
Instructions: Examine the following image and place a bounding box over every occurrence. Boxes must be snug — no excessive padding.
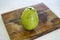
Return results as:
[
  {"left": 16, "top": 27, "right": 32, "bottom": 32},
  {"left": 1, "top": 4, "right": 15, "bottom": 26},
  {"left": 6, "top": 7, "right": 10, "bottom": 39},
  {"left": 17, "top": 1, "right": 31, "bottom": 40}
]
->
[{"left": 0, "top": 0, "right": 60, "bottom": 40}]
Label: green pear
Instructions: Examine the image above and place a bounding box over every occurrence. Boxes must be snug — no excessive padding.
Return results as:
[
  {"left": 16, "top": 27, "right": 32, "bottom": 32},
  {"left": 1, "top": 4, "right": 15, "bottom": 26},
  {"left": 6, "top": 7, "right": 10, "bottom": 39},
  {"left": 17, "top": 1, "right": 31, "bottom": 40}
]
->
[{"left": 21, "top": 7, "right": 39, "bottom": 30}]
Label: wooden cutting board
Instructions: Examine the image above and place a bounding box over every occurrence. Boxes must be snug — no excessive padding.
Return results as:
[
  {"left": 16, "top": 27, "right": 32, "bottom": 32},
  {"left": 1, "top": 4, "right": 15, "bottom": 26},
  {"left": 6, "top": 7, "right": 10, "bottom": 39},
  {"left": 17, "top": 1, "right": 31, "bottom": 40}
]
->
[{"left": 2, "top": 3, "right": 60, "bottom": 40}]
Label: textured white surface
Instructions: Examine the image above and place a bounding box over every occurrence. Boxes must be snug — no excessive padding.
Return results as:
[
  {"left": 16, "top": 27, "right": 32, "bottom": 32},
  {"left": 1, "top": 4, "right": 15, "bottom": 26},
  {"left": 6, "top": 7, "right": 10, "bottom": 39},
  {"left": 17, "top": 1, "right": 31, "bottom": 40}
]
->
[{"left": 0, "top": 0, "right": 60, "bottom": 40}]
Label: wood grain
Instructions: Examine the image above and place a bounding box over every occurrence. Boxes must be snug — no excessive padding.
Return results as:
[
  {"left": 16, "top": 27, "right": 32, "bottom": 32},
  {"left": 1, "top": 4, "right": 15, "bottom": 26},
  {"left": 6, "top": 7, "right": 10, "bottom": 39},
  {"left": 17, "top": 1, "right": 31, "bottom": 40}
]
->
[{"left": 2, "top": 3, "right": 60, "bottom": 40}]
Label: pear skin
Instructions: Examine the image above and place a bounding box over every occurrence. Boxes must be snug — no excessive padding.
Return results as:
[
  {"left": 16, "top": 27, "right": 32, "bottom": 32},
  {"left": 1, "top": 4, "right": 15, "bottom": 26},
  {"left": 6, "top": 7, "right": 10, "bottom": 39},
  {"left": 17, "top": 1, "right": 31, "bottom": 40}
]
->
[{"left": 21, "top": 7, "right": 39, "bottom": 30}]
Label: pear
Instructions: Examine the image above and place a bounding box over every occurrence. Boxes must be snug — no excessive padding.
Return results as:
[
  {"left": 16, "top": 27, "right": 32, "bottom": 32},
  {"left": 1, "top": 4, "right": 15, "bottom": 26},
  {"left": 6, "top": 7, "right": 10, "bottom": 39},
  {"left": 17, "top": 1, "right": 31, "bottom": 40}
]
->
[{"left": 21, "top": 7, "right": 39, "bottom": 30}]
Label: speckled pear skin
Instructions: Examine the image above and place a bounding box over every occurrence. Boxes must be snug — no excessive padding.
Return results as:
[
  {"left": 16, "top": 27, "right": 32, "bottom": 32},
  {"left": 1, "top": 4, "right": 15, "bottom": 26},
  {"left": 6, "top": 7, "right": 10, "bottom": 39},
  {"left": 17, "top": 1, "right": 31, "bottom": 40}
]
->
[
  {"left": 2, "top": 3, "right": 60, "bottom": 40},
  {"left": 21, "top": 7, "right": 39, "bottom": 30}
]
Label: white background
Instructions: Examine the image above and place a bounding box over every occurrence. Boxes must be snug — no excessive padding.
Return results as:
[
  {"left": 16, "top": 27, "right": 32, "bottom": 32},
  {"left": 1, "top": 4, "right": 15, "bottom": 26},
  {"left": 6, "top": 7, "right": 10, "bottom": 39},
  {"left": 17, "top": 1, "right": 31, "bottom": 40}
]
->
[{"left": 0, "top": 0, "right": 60, "bottom": 40}]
